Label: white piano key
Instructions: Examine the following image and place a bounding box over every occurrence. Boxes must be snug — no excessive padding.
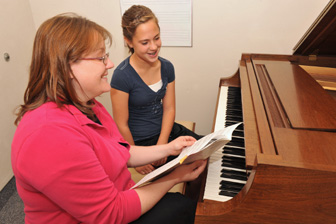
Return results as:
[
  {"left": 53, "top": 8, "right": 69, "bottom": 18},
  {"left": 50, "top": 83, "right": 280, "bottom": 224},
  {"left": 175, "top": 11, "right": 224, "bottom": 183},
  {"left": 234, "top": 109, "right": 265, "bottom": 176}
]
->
[
  {"left": 204, "top": 86, "right": 247, "bottom": 202},
  {"left": 224, "top": 145, "right": 245, "bottom": 150},
  {"left": 223, "top": 153, "right": 245, "bottom": 159}
]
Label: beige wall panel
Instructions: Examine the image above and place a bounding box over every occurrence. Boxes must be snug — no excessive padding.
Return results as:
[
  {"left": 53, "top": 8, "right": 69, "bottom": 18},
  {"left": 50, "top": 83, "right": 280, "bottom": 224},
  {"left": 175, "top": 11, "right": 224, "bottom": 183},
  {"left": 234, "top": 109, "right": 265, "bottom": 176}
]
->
[{"left": 0, "top": 0, "right": 35, "bottom": 190}]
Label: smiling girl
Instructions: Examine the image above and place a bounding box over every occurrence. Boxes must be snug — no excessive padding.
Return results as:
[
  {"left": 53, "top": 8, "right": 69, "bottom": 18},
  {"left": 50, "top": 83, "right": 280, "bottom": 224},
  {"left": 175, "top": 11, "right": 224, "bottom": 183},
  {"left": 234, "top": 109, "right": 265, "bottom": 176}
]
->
[{"left": 110, "top": 5, "right": 201, "bottom": 175}]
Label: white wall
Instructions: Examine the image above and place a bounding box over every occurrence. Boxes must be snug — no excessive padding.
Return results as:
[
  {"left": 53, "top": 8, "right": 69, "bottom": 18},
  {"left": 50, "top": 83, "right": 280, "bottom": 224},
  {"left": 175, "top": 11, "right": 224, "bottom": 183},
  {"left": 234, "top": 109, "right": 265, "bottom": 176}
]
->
[
  {"left": 0, "top": 0, "right": 35, "bottom": 190},
  {"left": 28, "top": 0, "right": 329, "bottom": 135}
]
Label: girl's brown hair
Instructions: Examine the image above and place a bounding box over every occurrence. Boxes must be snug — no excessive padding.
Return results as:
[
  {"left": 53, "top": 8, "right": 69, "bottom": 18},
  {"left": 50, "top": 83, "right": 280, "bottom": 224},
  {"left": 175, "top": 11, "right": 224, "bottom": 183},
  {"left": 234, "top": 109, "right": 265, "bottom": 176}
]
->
[
  {"left": 14, "top": 13, "right": 112, "bottom": 125},
  {"left": 122, "top": 5, "right": 159, "bottom": 53}
]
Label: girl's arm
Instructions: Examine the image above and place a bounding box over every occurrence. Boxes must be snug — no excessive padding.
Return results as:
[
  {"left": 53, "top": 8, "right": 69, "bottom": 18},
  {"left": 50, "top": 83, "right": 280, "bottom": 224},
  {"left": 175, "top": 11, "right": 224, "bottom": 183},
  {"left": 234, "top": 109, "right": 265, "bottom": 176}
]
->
[
  {"left": 110, "top": 88, "right": 135, "bottom": 145},
  {"left": 157, "top": 81, "right": 176, "bottom": 145}
]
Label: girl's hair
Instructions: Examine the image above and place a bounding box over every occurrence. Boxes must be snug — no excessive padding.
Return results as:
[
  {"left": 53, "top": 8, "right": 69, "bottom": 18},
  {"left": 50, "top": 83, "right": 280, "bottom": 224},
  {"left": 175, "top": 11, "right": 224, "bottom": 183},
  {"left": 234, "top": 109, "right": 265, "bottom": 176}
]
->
[
  {"left": 122, "top": 5, "right": 159, "bottom": 53},
  {"left": 14, "top": 13, "right": 112, "bottom": 125}
]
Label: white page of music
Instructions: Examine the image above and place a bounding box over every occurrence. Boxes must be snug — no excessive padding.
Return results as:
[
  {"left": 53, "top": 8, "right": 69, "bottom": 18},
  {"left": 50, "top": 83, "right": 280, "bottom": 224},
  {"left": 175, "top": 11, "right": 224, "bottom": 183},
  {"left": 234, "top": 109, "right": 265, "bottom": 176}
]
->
[{"left": 120, "top": 0, "right": 192, "bottom": 46}]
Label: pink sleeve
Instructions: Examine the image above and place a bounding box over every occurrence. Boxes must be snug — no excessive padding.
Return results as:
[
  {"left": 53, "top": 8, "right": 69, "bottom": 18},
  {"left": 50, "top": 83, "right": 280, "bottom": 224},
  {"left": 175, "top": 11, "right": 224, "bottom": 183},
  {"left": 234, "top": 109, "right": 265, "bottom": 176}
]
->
[{"left": 16, "top": 124, "right": 141, "bottom": 224}]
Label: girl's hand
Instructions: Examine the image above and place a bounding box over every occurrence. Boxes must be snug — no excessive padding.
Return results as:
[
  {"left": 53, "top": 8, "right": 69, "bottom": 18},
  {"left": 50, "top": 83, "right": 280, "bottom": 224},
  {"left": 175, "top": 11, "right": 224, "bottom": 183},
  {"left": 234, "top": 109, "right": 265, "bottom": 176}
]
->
[
  {"left": 168, "top": 136, "right": 196, "bottom": 156},
  {"left": 152, "top": 157, "right": 167, "bottom": 167},
  {"left": 135, "top": 164, "right": 155, "bottom": 175}
]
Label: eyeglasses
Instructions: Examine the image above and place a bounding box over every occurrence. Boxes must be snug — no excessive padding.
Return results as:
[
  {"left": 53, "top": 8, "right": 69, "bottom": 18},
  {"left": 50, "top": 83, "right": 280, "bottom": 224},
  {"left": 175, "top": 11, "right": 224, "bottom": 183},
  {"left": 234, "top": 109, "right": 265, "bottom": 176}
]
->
[{"left": 78, "top": 52, "right": 109, "bottom": 65}]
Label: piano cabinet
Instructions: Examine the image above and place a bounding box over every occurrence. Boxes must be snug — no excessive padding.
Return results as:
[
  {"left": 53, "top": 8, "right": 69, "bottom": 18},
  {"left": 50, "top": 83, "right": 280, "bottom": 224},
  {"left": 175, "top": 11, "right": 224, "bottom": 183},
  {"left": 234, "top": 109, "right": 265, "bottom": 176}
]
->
[
  {"left": 187, "top": 1, "right": 336, "bottom": 222},
  {"left": 191, "top": 54, "right": 336, "bottom": 224}
]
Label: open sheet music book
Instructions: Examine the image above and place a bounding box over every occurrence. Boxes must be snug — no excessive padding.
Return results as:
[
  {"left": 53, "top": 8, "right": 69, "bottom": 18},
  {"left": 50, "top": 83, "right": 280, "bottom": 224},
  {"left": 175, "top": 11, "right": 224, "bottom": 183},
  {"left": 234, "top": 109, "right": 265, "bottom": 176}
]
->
[{"left": 130, "top": 122, "right": 242, "bottom": 189}]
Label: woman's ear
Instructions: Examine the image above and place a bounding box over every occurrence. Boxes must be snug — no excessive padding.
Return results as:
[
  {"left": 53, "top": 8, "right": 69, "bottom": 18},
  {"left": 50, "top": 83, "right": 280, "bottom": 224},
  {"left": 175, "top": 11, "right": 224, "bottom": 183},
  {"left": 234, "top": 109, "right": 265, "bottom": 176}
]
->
[
  {"left": 69, "top": 72, "right": 74, "bottom": 79},
  {"left": 68, "top": 66, "right": 75, "bottom": 79}
]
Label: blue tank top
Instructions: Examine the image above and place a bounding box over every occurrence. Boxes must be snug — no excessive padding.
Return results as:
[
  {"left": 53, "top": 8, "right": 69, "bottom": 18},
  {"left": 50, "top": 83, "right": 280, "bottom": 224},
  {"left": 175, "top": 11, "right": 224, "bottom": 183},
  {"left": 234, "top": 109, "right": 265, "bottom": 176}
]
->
[{"left": 110, "top": 56, "right": 175, "bottom": 141}]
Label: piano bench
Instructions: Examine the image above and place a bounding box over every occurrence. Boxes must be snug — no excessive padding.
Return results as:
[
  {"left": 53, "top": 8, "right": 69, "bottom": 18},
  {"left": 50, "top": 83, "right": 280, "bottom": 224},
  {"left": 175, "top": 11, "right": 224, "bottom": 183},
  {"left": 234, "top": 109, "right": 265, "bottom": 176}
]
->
[{"left": 129, "top": 120, "right": 196, "bottom": 193}]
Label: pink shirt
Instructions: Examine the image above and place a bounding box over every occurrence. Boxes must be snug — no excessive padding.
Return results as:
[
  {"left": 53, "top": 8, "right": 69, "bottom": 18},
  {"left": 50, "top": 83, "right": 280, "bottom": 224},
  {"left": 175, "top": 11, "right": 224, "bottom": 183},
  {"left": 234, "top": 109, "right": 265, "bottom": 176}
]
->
[{"left": 11, "top": 100, "right": 141, "bottom": 224}]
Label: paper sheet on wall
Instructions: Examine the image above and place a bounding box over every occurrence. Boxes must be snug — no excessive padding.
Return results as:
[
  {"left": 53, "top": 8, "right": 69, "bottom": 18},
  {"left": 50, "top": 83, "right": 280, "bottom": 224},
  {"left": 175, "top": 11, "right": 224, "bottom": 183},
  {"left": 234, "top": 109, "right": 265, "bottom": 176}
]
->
[{"left": 120, "top": 0, "right": 192, "bottom": 46}]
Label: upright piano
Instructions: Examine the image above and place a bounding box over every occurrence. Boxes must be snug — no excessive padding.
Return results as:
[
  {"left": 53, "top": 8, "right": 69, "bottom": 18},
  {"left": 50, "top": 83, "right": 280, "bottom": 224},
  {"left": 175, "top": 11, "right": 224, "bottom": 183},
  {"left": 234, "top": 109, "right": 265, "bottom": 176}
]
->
[{"left": 185, "top": 1, "right": 336, "bottom": 223}]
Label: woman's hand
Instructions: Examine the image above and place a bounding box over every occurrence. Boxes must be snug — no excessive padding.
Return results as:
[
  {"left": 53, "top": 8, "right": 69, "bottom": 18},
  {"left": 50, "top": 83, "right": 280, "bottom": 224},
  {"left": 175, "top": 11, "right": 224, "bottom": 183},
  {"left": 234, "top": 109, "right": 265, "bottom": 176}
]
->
[
  {"left": 128, "top": 136, "right": 196, "bottom": 169},
  {"left": 134, "top": 159, "right": 207, "bottom": 216},
  {"left": 169, "top": 159, "right": 207, "bottom": 183},
  {"left": 167, "top": 136, "right": 196, "bottom": 156},
  {"left": 152, "top": 136, "right": 196, "bottom": 168}
]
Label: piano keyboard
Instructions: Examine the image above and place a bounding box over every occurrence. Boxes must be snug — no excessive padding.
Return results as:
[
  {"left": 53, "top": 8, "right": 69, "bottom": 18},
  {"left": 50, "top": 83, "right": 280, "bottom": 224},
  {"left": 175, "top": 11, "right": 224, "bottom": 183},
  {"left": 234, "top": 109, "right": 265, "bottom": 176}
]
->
[{"left": 203, "top": 86, "right": 247, "bottom": 202}]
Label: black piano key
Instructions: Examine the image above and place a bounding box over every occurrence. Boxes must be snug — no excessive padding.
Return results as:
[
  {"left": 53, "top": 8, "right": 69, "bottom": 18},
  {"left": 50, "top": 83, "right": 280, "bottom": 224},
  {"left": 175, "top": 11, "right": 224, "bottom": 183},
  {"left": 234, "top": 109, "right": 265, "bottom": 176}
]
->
[
  {"left": 223, "top": 146, "right": 245, "bottom": 156},
  {"left": 221, "top": 169, "right": 246, "bottom": 176},
  {"left": 226, "top": 111, "right": 243, "bottom": 117},
  {"left": 228, "top": 142, "right": 245, "bottom": 148},
  {"left": 227, "top": 101, "right": 241, "bottom": 106},
  {"left": 226, "top": 108, "right": 242, "bottom": 113},
  {"left": 223, "top": 149, "right": 245, "bottom": 157},
  {"left": 226, "top": 105, "right": 242, "bottom": 109},
  {"left": 222, "top": 155, "right": 245, "bottom": 164},
  {"left": 221, "top": 173, "right": 247, "bottom": 181},
  {"left": 227, "top": 98, "right": 241, "bottom": 102},
  {"left": 227, "top": 100, "right": 242, "bottom": 106},
  {"left": 233, "top": 130, "right": 244, "bottom": 137},
  {"left": 228, "top": 86, "right": 241, "bottom": 92},
  {"left": 227, "top": 99, "right": 241, "bottom": 104},
  {"left": 221, "top": 170, "right": 247, "bottom": 177},
  {"left": 231, "top": 137, "right": 245, "bottom": 143},
  {"left": 226, "top": 141, "right": 244, "bottom": 148},
  {"left": 226, "top": 115, "right": 243, "bottom": 122},
  {"left": 226, "top": 104, "right": 240, "bottom": 109},
  {"left": 225, "top": 121, "right": 244, "bottom": 128},
  {"left": 221, "top": 169, "right": 247, "bottom": 181},
  {"left": 226, "top": 105, "right": 242, "bottom": 110},
  {"left": 226, "top": 118, "right": 243, "bottom": 123},
  {"left": 219, "top": 181, "right": 244, "bottom": 196},
  {"left": 227, "top": 97, "right": 241, "bottom": 102},
  {"left": 222, "top": 161, "right": 246, "bottom": 170},
  {"left": 234, "top": 123, "right": 244, "bottom": 127},
  {"left": 222, "top": 161, "right": 246, "bottom": 169},
  {"left": 226, "top": 119, "right": 243, "bottom": 124},
  {"left": 227, "top": 100, "right": 241, "bottom": 105},
  {"left": 219, "top": 190, "right": 238, "bottom": 197},
  {"left": 226, "top": 106, "right": 242, "bottom": 111},
  {"left": 227, "top": 96, "right": 241, "bottom": 101},
  {"left": 226, "top": 102, "right": 242, "bottom": 107},
  {"left": 232, "top": 128, "right": 244, "bottom": 133},
  {"left": 227, "top": 136, "right": 244, "bottom": 143},
  {"left": 226, "top": 111, "right": 242, "bottom": 117},
  {"left": 220, "top": 180, "right": 245, "bottom": 191}
]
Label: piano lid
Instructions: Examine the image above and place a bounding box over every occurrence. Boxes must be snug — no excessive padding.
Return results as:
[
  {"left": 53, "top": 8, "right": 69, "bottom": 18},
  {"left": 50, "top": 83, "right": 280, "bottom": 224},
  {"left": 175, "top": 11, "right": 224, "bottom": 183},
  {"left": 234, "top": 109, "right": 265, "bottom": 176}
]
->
[
  {"left": 251, "top": 57, "right": 336, "bottom": 131},
  {"left": 293, "top": 0, "right": 336, "bottom": 56}
]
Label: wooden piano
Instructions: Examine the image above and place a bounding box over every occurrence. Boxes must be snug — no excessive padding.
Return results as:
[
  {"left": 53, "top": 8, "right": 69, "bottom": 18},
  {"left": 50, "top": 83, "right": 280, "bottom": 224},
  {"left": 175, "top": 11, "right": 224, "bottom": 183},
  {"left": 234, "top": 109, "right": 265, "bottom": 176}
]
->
[{"left": 184, "top": 0, "right": 336, "bottom": 223}]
